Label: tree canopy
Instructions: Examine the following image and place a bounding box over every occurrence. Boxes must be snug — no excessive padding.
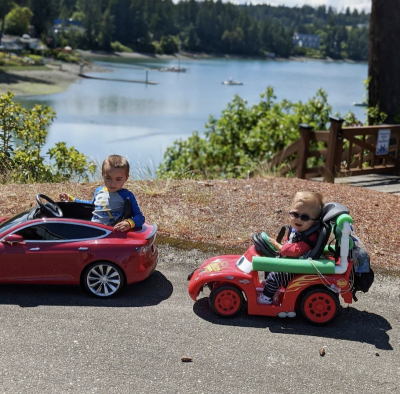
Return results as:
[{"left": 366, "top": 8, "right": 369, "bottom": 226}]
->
[{"left": 6, "top": 0, "right": 370, "bottom": 61}]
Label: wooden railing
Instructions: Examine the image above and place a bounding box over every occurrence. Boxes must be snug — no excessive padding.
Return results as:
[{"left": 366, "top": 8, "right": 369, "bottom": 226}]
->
[{"left": 268, "top": 117, "right": 400, "bottom": 183}]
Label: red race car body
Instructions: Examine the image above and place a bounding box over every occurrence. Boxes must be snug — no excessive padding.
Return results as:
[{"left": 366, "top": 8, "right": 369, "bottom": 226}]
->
[
  {"left": 188, "top": 203, "right": 373, "bottom": 324},
  {"left": 0, "top": 195, "right": 158, "bottom": 298}
]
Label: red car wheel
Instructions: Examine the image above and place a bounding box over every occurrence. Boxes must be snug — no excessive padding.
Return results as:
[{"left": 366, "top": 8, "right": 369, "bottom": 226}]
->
[
  {"left": 83, "top": 261, "right": 125, "bottom": 298},
  {"left": 301, "top": 288, "right": 340, "bottom": 325},
  {"left": 209, "top": 286, "right": 243, "bottom": 317}
]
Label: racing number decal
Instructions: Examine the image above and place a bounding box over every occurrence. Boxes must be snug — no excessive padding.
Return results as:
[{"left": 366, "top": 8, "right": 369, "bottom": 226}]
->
[{"left": 205, "top": 261, "right": 229, "bottom": 272}]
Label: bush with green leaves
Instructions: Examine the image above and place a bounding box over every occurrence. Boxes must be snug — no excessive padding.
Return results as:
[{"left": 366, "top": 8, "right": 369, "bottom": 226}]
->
[
  {"left": 157, "top": 87, "right": 332, "bottom": 179},
  {"left": 111, "top": 41, "right": 133, "bottom": 53},
  {"left": 0, "top": 92, "right": 96, "bottom": 183},
  {"left": 159, "top": 35, "right": 178, "bottom": 55}
]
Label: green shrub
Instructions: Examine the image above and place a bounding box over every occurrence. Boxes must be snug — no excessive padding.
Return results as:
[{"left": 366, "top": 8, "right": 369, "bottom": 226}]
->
[
  {"left": 28, "top": 54, "right": 43, "bottom": 64},
  {"left": 111, "top": 41, "right": 133, "bottom": 53},
  {"left": 157, "top": 87, "right": 332, "bottom": 179},
  {"left": 0, "top": 92, "right": 96, "bottom": 183}
]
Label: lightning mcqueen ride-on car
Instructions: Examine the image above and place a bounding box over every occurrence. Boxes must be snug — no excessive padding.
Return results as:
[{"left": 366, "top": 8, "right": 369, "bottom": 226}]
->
[
  {"left": 0, "top": 194, "right": 158, "bottom": 298},
  {"left": 188, "top": 202, "right": 373, "bottom": 324}
]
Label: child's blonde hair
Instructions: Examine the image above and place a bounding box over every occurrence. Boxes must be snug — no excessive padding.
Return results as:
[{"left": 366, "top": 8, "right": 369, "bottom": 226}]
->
[
  {"left": 102, "top": 155, "right": 130, "bottom": 176},
  {"left": 291, "top": 191, "right": 324, "bottom": 217}
]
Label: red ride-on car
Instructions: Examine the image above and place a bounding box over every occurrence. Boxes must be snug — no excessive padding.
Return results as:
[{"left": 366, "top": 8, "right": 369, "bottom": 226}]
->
[
  {"left": 0, "top": 194, "right": 158, "bottom": 298},
  {"left": 188, "top": 202, "right": 373, "bottom": 325}
]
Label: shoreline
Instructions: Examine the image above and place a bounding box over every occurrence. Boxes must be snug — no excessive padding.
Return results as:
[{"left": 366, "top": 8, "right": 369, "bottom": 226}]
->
[
  {"left": 0, "top": 61, "right": 108, "bottom": 97},
  {"left": 0, "top": 51, "right": 367, "bottom": 97}
]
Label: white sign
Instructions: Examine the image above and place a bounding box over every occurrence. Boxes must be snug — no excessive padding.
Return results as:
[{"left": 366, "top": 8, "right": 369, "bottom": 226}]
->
[{"left": 376, "top": 129, "right": 391, "bottom": 155}]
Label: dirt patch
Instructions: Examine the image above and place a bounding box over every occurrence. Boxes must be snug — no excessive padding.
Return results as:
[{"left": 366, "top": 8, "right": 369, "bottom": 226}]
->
[{"left": 0, "top": 178, "right": 398, "bottom": 272}]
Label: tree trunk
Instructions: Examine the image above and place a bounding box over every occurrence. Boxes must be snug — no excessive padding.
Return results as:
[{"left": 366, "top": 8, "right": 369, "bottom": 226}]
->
[
  {"left": 368, "top": 0, "right": 400, "bottom": 123},
  {"left": 0, "top": 14, "right": 5, "bottom": 46}
]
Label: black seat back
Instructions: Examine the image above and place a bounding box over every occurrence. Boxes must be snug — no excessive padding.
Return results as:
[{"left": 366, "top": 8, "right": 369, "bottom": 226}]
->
[
  {"left": 115, "top": 198, "right": 132, "bottom": 224},
  {"left": 305, "top": 202, "right": 349, "bottom": 259}
]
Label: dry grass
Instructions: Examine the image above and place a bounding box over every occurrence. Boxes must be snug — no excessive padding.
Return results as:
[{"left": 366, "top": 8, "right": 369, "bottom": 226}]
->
[{"left": 0, "top": 178, "right": 399, "bottom": 273}]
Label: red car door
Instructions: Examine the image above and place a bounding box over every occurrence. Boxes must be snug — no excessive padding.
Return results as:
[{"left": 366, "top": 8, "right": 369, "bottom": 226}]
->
[
  {"left": 2, "top": 221, "right": 109, "bottom": 284},
  {"left": 37, "top": 240, "right": 93, "bottom": 283},
  {"left": 0, "top": 238, "right": 45, "bottom": 282}
]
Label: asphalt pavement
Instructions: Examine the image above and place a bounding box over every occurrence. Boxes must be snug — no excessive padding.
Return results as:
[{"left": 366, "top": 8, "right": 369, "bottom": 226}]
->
[{"left": 0, "top": 244, "right": 399, "bottom": 394}]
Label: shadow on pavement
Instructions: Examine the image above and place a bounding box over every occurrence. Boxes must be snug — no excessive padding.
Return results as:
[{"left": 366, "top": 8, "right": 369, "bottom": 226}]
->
[
  {"left": 193, "top": 298, "right": 393, "bottom": 350},
  {"left": 0, "top": 270, "right": 173, "bottom": 308}
]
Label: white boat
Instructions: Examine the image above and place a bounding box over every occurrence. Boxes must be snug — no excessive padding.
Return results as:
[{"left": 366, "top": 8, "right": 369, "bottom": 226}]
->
[
  {"left": 159, "top": 65, "right": 187, "bottom": 72},
  {"left": 159, "top": 40, "right": 187, "bottom": 72},
  {"left": 222, "top": 78, "right": 243, "bottom": 85}
]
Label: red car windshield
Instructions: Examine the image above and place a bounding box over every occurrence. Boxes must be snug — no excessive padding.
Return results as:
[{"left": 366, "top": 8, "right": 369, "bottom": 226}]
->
[{"left": 0, "top": 210, "right": 29, "bottom": 236}]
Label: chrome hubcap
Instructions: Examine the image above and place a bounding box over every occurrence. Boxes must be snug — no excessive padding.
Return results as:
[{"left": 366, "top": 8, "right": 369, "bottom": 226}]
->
[{"left": 87, "top": 265, "right": 121, "bottom": 297}]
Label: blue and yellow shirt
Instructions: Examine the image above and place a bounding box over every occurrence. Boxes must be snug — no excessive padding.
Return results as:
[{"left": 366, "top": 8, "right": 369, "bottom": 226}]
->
[{"left": 71, "top": 186, "right": 145, "bottom": 227}]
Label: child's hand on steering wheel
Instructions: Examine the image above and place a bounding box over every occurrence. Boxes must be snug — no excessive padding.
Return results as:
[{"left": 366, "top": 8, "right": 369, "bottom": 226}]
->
[
  {"left": 59, "top": 193, "right": 69, "bottom": 202},
  {"left": 268, "top": 237, "right": 282, "bottom": 251}
]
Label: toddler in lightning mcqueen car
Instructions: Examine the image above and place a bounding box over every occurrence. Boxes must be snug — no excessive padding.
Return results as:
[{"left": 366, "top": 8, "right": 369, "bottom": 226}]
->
[
  {"left": 60, "top": 154, "right": 144, "bottom": 231},
  {"left": 188, "top": 190, "right": 374, "bottom": 324},
  {"left": 258, "top": 191, "right": 323, "bottom": 304}
]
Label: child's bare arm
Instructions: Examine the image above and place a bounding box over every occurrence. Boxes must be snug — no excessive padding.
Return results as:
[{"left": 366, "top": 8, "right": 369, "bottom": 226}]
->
[{"left": 268, "top": 237, "right": 282, "bottom": 251}]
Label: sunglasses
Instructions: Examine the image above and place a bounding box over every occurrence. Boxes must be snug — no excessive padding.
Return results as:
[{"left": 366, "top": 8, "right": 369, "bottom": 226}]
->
[{"left": 289, "top": 211, "right": 319, "bottom": 222}]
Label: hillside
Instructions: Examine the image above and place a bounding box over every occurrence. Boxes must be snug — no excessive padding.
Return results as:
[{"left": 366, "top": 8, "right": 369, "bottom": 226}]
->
[{"left": 1, "top": 177, "right": 398, "bottom": 273}]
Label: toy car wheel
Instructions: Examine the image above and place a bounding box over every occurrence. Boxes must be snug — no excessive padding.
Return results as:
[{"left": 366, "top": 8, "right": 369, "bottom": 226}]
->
[
  {"left": 209, "top": 285, "right": 244, "bottom": 317},
  {"left": 301, "top": 288, "right": 340, "bottom": 325},
  {"left": 83, "top": 262, "right": 125, "bottom": 298}
]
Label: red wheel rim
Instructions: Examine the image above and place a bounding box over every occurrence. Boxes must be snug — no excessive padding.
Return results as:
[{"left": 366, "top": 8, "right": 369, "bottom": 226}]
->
[
  {"left": 303, "top": 292, "right": 337, "bottom": 324},
  {"left": 214, "top": 289, "right": 241, "bottom": 316}
]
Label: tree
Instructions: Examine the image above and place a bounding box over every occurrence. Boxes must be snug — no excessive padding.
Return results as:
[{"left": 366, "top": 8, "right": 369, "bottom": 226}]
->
[
  {"left": 0, "top": 92, "right": 96, "bottom": 183},
  {"left": 368, "top": 0, "right": 400, "bottom": 123},
  {"left": 0, "top": 0, "right": 14, "bottom": 44},
  {"left": 5, "top": 5, "right": 33, "bottom": 36},
  {"left": 26, "top": 0, "right": 59, "bottom": 38}
]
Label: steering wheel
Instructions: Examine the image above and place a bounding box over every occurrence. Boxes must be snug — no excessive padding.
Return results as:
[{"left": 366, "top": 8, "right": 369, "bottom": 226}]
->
[
  {"left": 36, "top": 194, "right": 63, "bottom": 218},
  {"left": 252, "top": 232, "right": 279, "bottom": 257}
]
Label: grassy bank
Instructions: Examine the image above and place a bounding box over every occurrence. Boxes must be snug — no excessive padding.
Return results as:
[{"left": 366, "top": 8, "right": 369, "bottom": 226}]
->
[{"left": 1, "top": 177, "right": 399, "bottom": 273}]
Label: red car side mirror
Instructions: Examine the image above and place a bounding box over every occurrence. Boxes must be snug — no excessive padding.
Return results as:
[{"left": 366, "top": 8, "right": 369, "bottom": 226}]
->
[{"left": 2, "top": 234, "right": 25, "bottom": 245}]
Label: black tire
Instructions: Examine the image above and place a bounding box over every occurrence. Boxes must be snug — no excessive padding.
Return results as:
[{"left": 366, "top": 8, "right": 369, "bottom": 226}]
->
[
  {"left": 301, "top": 288, "right": 340, "bottom": 325},
  {"left": 83, "top": 262, "right": 125, "bottom": 298},
  {"left": 209, "top": 285, "right": 244, "bottom": 317}
]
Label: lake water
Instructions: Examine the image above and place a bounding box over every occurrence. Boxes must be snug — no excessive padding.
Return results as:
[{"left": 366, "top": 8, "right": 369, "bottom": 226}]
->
[{"left": 18, "top": 57, "right": 368, "bottom": 173}]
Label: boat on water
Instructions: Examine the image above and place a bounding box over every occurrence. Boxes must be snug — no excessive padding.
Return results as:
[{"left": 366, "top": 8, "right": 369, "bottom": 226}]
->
[
  {"left": 160, "top": 42, "right": 187, "bottom": 72},
  {"left": 159, "top": 65, "right": 187, "bottom": 72},
  {"left": 353, "top": 101, "right": 368, "bottom": 107},
  {"left": 222, "top": 78, "right": 243, "bottom": 85}
]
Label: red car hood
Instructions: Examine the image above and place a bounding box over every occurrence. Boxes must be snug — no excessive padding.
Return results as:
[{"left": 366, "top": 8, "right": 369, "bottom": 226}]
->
[
  {"left": 188, "top": 254, "right": 250, "bottom": 301},
  {"left": 195, "top": 255, "right": 242, "bottom": 276}
]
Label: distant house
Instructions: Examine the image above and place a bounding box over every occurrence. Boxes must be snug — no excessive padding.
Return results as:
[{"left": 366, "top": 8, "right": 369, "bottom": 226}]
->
[
  {"left": 292, "top": 33, "right": 321, "bottom": 49},
  {"left": 53, "top": 19, "right": 85, "bottom": 34},
  {"left": 19, "top": 35, "right": 41, "bottom": 50},
  {"left": 0, "top": 34, "right": 42, "bottom": 52}
]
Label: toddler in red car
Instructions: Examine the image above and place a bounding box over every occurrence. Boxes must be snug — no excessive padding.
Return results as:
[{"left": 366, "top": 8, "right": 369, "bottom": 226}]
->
[
  {"left": 258, "top": 191, "right": 324, "bottom": 304},
  {"left": 60, "top": 155, "right": 144, "bottom": 232}
]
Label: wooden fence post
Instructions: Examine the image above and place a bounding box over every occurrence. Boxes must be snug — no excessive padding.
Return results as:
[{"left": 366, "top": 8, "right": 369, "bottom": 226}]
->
[
  {"left": 324, "top": 117, "right": 344, "bottom": 183},
  {"left": 297, "top": 123, "right": 313, "bottom": 179}
]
